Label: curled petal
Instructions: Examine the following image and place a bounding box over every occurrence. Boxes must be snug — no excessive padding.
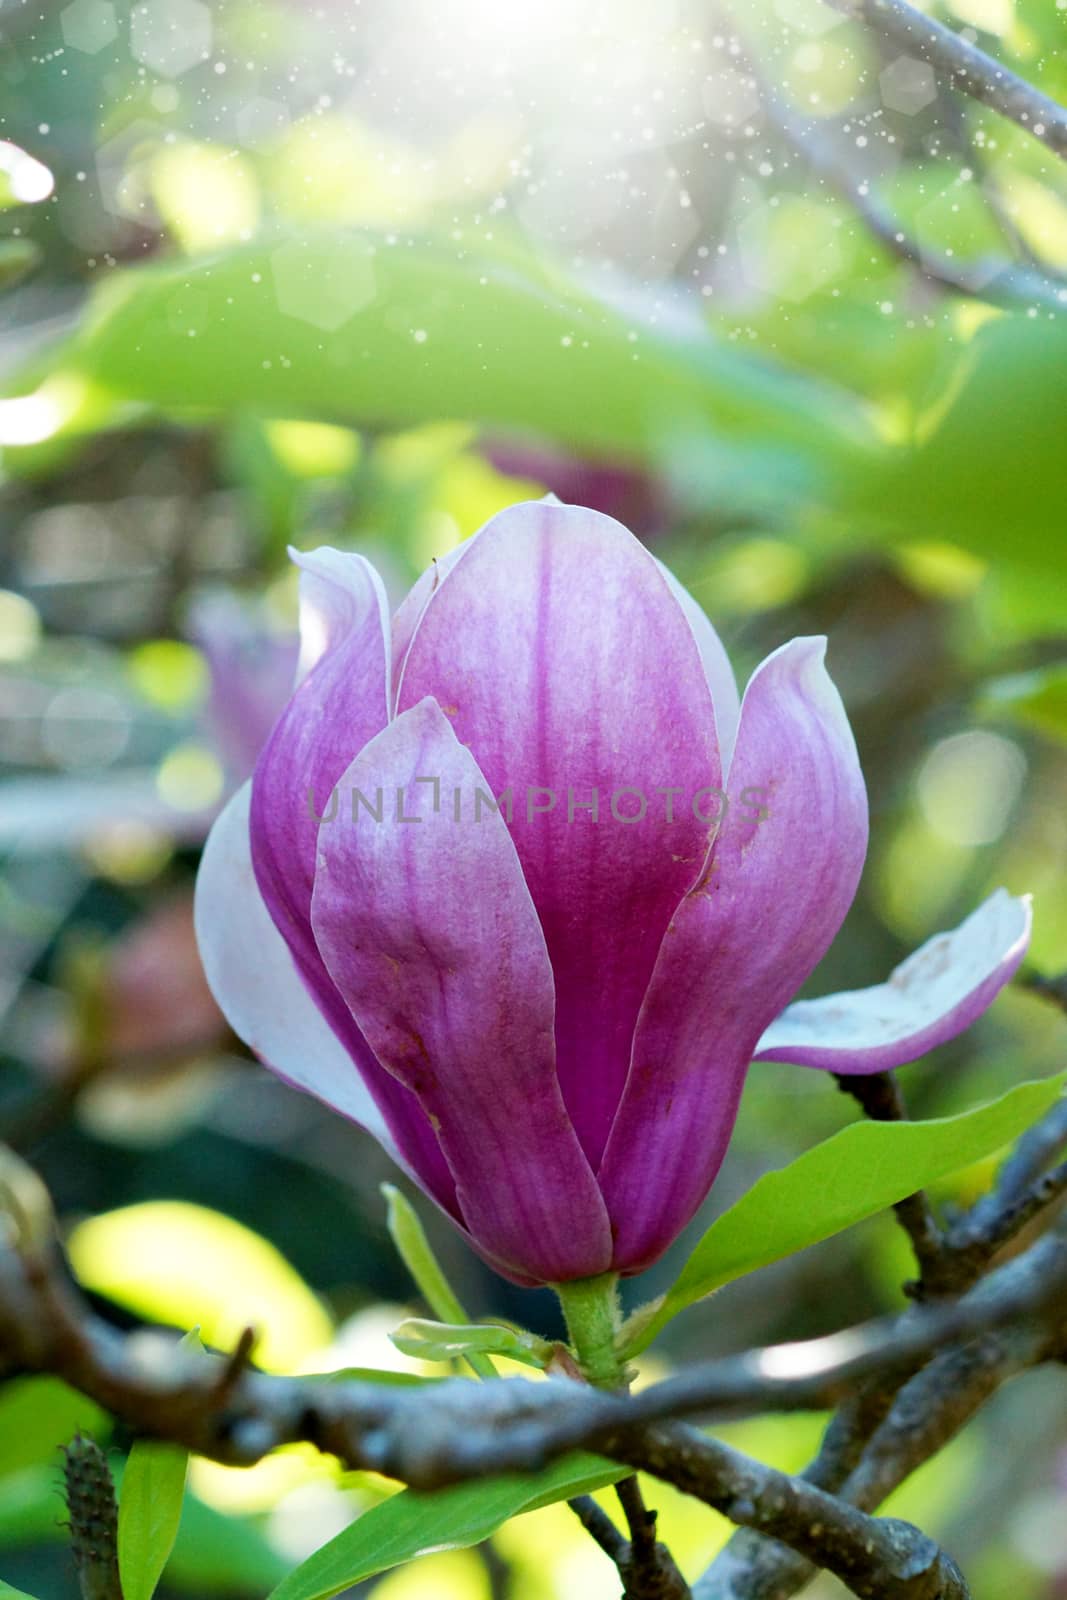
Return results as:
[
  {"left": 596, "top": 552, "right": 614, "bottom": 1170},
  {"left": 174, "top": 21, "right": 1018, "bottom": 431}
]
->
[
  {"left": 755, "top": 889, "right": 1032, "bottom": 1073},
  {"left": 598, "top": 637, "right": 869, "bottom": 1273},
  {"left": 398, "top": 499, "right": 720, "bottom": 1168},
  {"left": 310, "top": 697, "right": 613, "bottom": 1284},
  {"left": 251, "top": 546, "right": 390, "bottom": 960}
]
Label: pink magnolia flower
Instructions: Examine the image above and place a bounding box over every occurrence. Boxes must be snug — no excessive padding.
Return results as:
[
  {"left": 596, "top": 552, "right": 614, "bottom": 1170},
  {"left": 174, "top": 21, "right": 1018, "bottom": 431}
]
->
[{"left": 194, "top": 501, "right": 1031, "bottom": 1287}]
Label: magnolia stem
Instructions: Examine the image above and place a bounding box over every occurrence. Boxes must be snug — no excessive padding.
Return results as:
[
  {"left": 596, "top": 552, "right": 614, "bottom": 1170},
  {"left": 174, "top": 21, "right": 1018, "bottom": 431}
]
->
[
  {"left": 557, "top": 1276, "right": 691, "bottom": 1597},
  {"left": 555, "top": 1273, "right": 625, "bottom": 1389}
]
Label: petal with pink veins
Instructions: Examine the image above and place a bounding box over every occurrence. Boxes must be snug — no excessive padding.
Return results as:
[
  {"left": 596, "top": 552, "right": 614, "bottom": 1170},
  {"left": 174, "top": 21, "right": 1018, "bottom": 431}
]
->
[
  {"left": 310, "top": 696, "right": 614, "bottom": 1284},
  {"left": 655, "top": 559, "right": 740, "bottom": 767},
  {"left": 598, "top": 637, "right": 869, "bottom": 1274},
  {"left": 397, "top": 499, "right": 721, "bottom": 1169}
]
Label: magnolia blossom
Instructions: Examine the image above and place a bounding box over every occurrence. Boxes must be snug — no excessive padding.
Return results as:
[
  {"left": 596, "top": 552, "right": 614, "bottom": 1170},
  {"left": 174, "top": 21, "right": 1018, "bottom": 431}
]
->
[{"left": 195, "top": 501, "right": 1031, "bottom": 1286}]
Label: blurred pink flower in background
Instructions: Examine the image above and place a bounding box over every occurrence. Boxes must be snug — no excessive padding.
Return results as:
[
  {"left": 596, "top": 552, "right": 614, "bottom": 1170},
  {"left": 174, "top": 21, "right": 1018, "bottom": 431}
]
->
[
  {"left": 187, "top": 590, "right": 300, "bottom": 789},
  {"left": 485, "top": 441, "right": 669, "bottom": 540}
]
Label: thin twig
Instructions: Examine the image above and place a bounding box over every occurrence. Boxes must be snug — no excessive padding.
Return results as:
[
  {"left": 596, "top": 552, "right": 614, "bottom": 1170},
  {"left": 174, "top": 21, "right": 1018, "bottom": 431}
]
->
[
  {"left": 725, "top": 13, "right": 1067, "bottom": 313},
  {"left": 616, "top": 1475, "right": 691, "bottom": 1599},
  {"left": 967, "top": 1092, "right": 1067, "bottom": 1230},
  {"left": 827, "top": 0, "right": 1067, "bottom": 163},
  {"left": 1015, "top": 968, "right": 1067, "bottom": 1017},
  {"left": 569, "top": 1495, "right": 628, "bottom": 1563},
  {"left": 836, "top": 1073, "right": 951, "bottom": 1297}
]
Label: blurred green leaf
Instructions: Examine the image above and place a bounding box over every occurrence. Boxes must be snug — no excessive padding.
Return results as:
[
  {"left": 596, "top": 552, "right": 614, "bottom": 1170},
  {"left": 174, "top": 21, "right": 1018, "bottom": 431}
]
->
[
  {"left": 0, "top": 1466, "right": 285, "bottom": 1597},
  {"left": 0, "top": 1580, "right": 41, "bottom": 1598},
  {"left": 165, "top": 1490, "right": 288, "bottom": 1596},
  {"left": 0, "top": 1379, "right": 108, "bottom": 1477},
  {"left": 7, "top": 230, "right": 873, "bottom": 511},
  {"left": 389, "top": 1318, "right": 554, "bottom": 1370},
  {"left": 118, "top": 1443, "right": 189, "bottom": 1600},
  {"left": 265, "top": 1454, "right": 623, "bottom": 1600},
  {"left": 0, "top": 240, "right": 40, "bottom": 292},
  {"left": 978, "top": 663, "right": 1067, "bottom": 743},
  {"left": 0, "top": 1471, "right": 62, "bottom": 1550},
  {"left": 621, "top": 1073, "right": 1067, "bottom": 1357},
  {"left": 850, "top": 317, "right": 1067, "bottom": 592},
  {"left": 68, "top": 1201, "right": 333, "bottom": 1373}
]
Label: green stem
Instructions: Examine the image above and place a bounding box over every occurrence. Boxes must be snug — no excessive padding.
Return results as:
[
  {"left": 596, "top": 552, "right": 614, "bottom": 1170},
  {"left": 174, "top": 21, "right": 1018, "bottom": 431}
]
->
[{"left": 554, "top": 1273, "right": 626, "bottom": 1388}]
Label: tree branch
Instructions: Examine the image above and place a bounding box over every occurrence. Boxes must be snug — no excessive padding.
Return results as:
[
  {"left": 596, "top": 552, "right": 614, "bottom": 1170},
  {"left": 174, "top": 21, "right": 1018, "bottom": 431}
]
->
[
  {"left": 621, "top": 1423, "right": 970, "bottom": 1600},
  {"left": 4, "top": 1209, "right": 1067, "bottom": 1479},
  {"left": 692, "top": 1130, "right": 1067, "bottom": 1600},
  {"left": 568, "top": 1495, "right": 629, "bottom": 1563},
  {"left": 826, "top": 0, "right": 1067, "bottom": 163},
  {"left": 1, "top": 1231, "right": 986, "bottom": 1599},
  {"left": 1016, "top": 969, "right": 1067, "bottom": 1017},
  {"left": 6, "top": 1124, "right": 1067, "bottom": 1600},
  {"left": 725, "top": 14, "right": 1067, "bottom": 313}
]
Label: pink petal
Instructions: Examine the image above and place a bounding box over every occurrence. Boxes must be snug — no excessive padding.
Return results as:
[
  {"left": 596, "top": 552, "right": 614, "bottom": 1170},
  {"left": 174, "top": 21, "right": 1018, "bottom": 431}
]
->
[
  {"left": 598, "top": 637, "right": 868, "bottom": 1273},
  {"left": 309, "top": 697, "right": 613, "bottom": 1284},
  {"left": 655, "top": 559, "right": 740, "bottom": 766},
  {"left": 755, "top": 889, "right": 1032, "bottom": 1072},
  {"left": 250, "top": 547, "right": 390, "bottom": 958},
  {"left": 246, "top": 549, "right": 457, "bottom": 1210},
  {"left": 391, "top": 540, "right": 471, "bottom": 707},
  {"left": 397, "top": 499, "right": 721, "bottom": 1167},
  {"left": 195, "top": 783, "right": 396, "bottom": 1149}
]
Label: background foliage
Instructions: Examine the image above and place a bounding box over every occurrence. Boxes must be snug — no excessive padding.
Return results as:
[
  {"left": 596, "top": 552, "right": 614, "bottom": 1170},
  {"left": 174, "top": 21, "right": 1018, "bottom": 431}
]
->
[{"left": 1, "top": 0, "right": 1065, "bottom": 1593}]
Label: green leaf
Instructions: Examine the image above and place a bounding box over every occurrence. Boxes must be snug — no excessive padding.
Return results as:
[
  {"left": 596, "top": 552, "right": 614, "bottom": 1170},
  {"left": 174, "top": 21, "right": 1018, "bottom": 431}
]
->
[
  {"left": 0, "top": 1378, "right": 109, "bottom": 1478},
  {"left": 265, "top": 1454, "right": 623, "bottom": 1600},
  {"left": 382, "top": 1184, "right": 469, "bottom": 1326},
  {"left": 0, "top": 240, "right": 40, "bottom": 292},
  {"left": 308, "top": 1366, "right": 436, "bottom": 1387},
  {"left": 620, "top": 1073, "right": 1067, "bottom": 1357},
  {"left": 382, "top": 1184, "right": 496, "bottom": 1379},
  {"left": 117, "top": 1442, "right": 189, "bottom": 1600},
  {"left": 8, "top": 229, "right": 872, "bottom": 509},
  {"left": 978, "top": 663, "right": 1067, "bottom": 744},
  {"left": 165, "top": 1488, "right": 288, "bottom": 1596},
  {"left": 114, "top": 1327, "right": 202, "bottom": 1599},
  {"left": 0, "top": 1466, "right": 285, "bottom": 1597},
  {"left": 389, "top": 1319, "right": 554, "bottom": 1371},
  {"left": 0, "top": 1580, "right": 42, "bottom": 1598},
  {"left": 850, "top": 317, "right": 1067, "bottom": 591}
]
